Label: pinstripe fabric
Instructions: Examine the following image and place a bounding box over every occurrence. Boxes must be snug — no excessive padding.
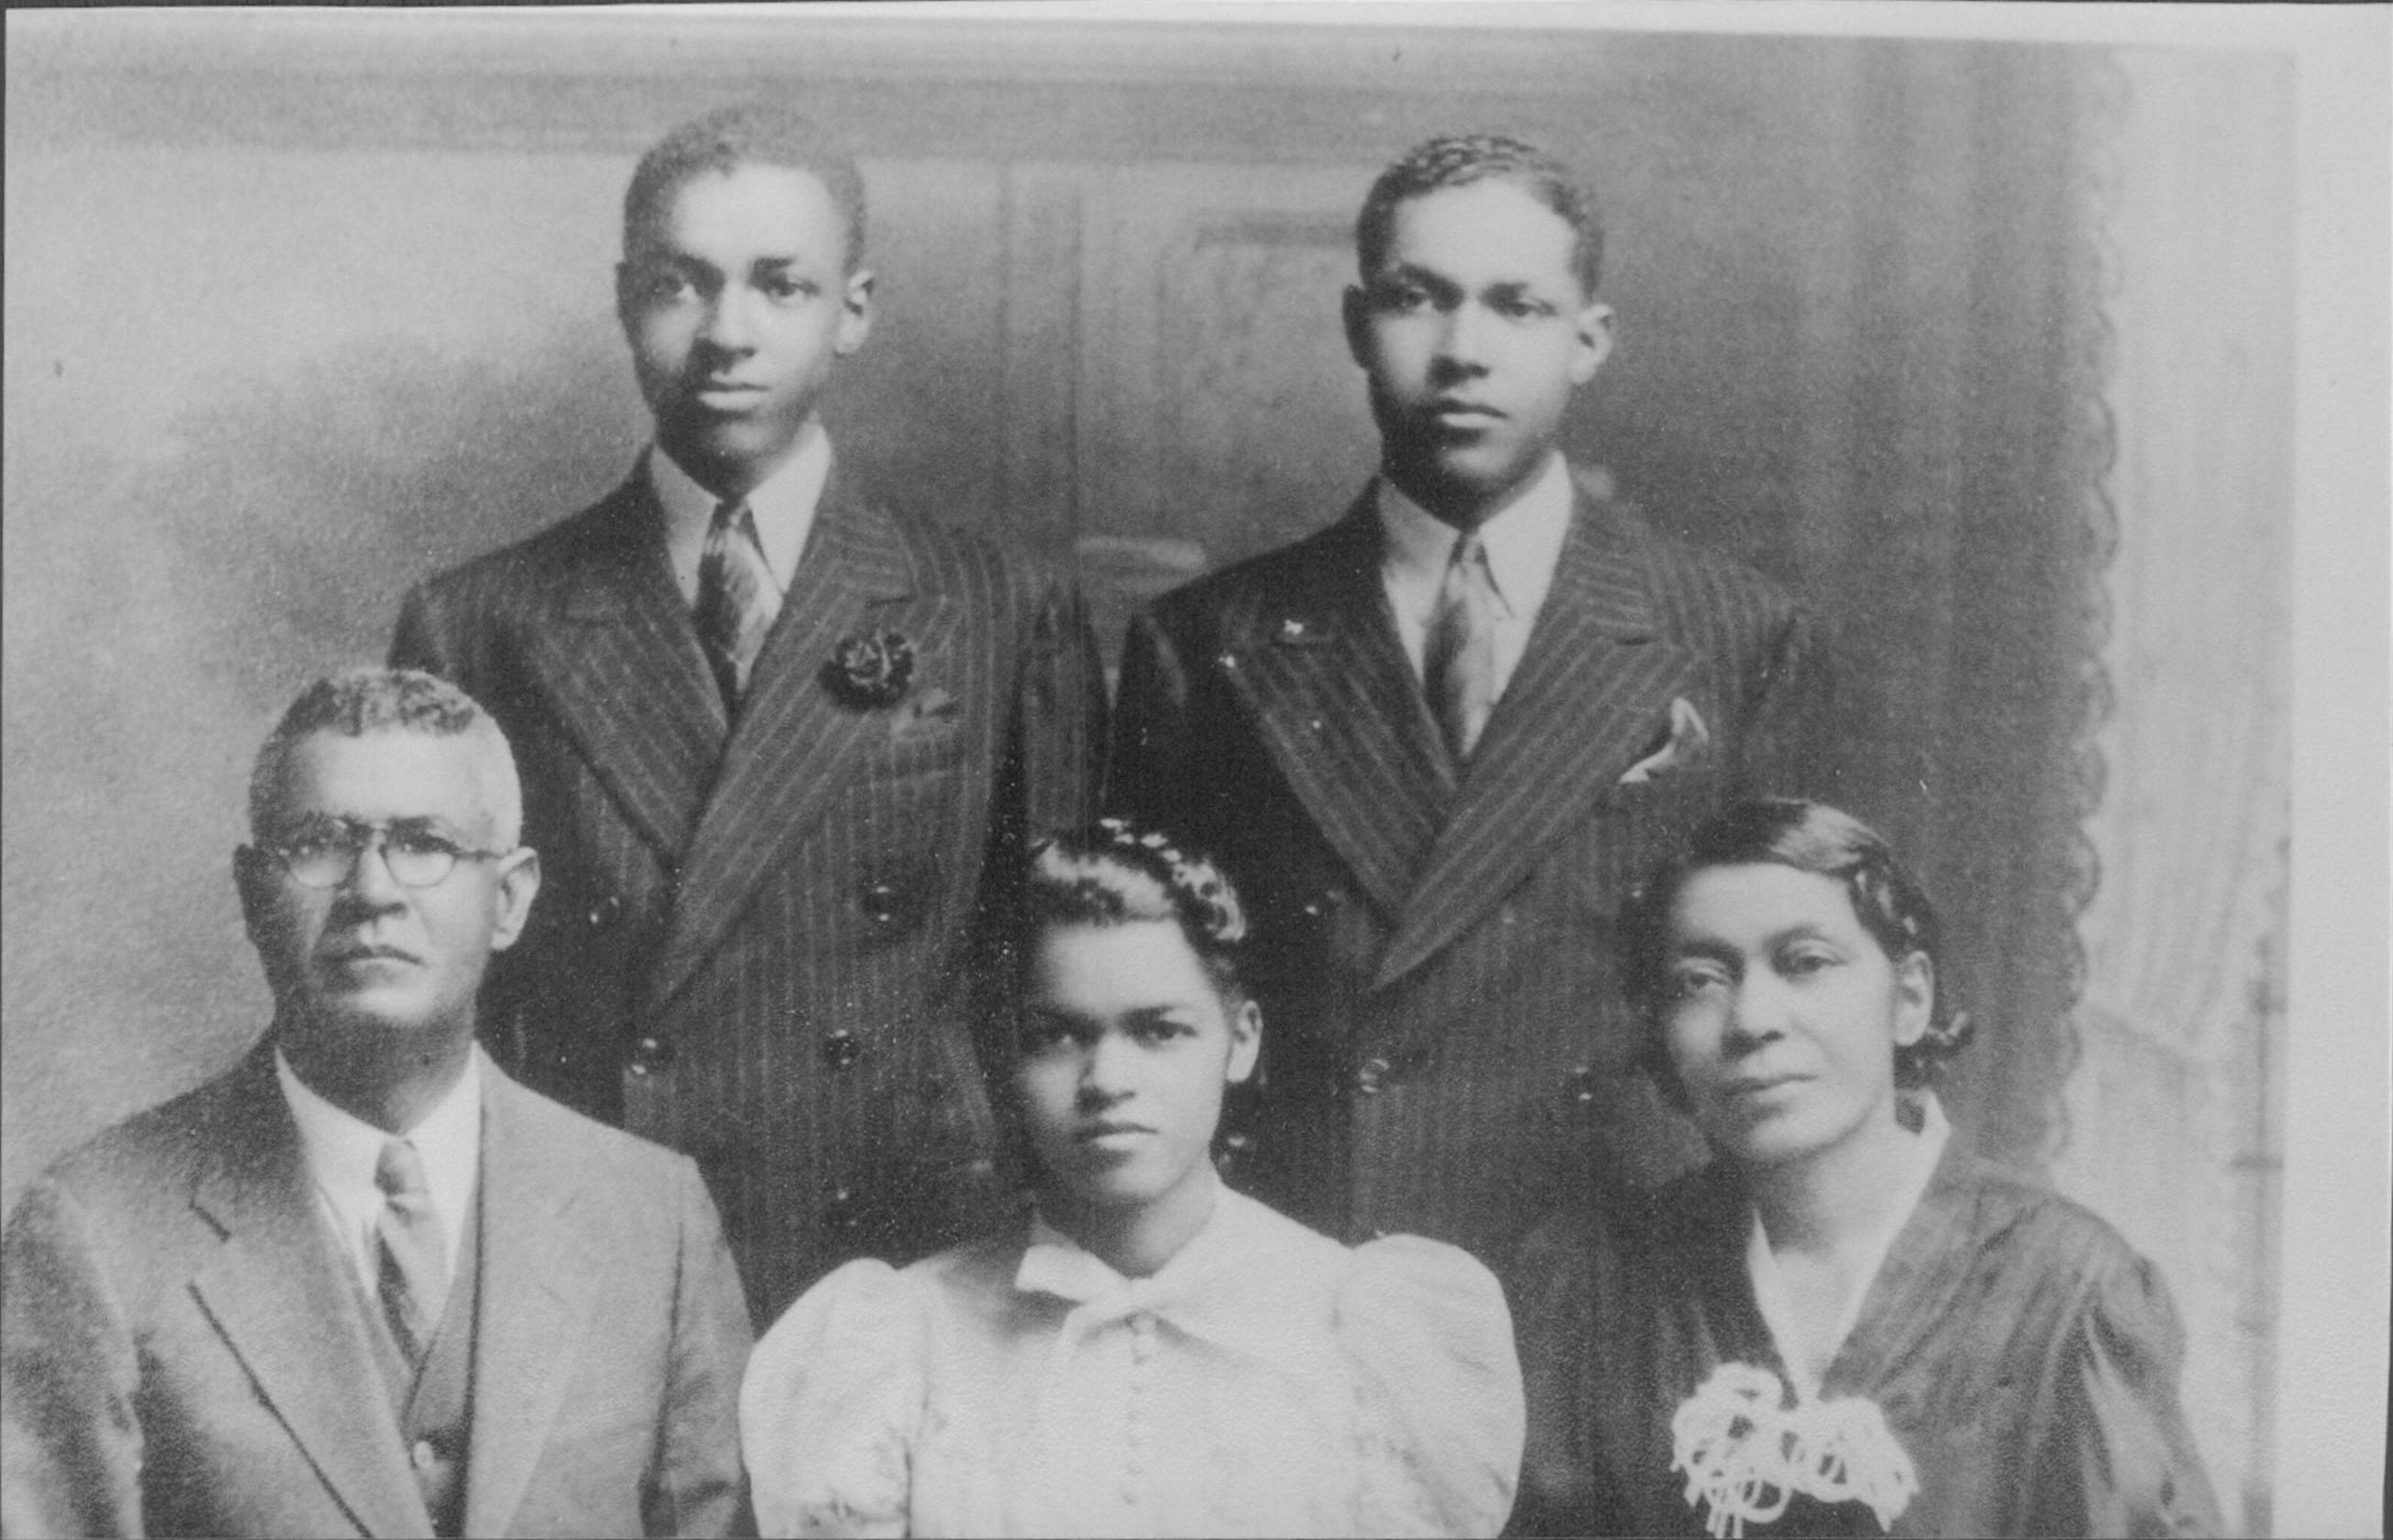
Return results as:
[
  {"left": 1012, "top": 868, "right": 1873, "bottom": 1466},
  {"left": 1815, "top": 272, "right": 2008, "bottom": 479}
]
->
[
  {"left": 392, "top": 461, "right": 1103, "bottom": 1322},
  {"left": 1107, "top": 478, "right": 1824, "bottom": 1268}
]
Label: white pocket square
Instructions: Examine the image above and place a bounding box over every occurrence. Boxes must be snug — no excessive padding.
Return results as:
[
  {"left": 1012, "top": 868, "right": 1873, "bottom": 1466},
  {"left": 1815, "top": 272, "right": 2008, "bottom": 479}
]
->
[{"left": 1618, "top": 697, "right": 1712, "bottom": 784}]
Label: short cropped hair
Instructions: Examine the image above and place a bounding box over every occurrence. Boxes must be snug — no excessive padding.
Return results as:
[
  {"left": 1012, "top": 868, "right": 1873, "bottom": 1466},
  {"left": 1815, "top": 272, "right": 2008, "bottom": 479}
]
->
[
  {"left": 1355, "top": 132, "right": 1605, "bottom": 299},
  {"left": 248, "top": 668, "right": 523, "bottom": 850},
  {"left": 623, "top": 103, "right": 868, "bottom": 272},
  {"left": 1620, "top": 798, "right": 1973, "bottom": 1093},
  {"left": 1013, "top": 818, "right": 1251, "bottom": 1014}
]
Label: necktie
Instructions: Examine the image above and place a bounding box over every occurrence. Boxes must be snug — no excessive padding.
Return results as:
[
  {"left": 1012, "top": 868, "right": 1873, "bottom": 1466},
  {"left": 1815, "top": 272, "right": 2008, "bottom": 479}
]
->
[
  {"left": 1424, "top": 530, "right": 1499, "bottom": 763},
  {"left": 694, "top": 500, "right": 777, "bottom": 711},
  {"left": 375, "top": 1138, "right": 450, "bottom": 1364}
]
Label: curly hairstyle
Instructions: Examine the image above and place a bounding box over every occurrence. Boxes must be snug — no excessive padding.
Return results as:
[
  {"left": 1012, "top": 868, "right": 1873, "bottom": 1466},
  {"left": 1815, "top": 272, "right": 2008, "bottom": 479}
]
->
[
  {"left": 623, "top": 102, "right": 868, "bottom": 272},
  {"left": 1619, "top": 797, "right": 1973, "bottom": 1094},
  {"left": 248, "top": 668, "right": 521, "bottom": 847},
  {"left": 1354, "top": 132, "right": 1605, "bottom": 297}
]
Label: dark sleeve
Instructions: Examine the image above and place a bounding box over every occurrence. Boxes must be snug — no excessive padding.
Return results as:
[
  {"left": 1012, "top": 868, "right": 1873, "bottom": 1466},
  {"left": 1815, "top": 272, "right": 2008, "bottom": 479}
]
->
[
  {"left": 1503, "top": 1209, "right": 1637, "bottom": 1538},
  {"left": 1015, "top": 567, "right": 1107, "bottom": 841},
  {"left": 966, "top": 567, "right": 1106, "bottom": 1066},
  {"left": 388, "top": 581, "right": 457, "bottom": 680},
  {"left": 1, "top": 1181, "right": 144, "bottom": 1539},
  {"left": 1101, "top": 606, "right": 1196, "bottom": 829},
  {"left": 1736, "top": 599, "right": 1838, "bottom": 804},
  {"left": 2027, "top": 1247, "right": 2225, "bottom": 1538},
  {"left": 645, "top": 1158, "right": 759, "bottom": 1538}
]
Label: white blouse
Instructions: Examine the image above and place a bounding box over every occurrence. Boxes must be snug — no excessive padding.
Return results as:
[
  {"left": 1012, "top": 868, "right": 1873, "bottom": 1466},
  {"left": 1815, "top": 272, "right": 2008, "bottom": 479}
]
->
[{"left": 739, "top": 1188, "right": 1524, "bottom": 1538}]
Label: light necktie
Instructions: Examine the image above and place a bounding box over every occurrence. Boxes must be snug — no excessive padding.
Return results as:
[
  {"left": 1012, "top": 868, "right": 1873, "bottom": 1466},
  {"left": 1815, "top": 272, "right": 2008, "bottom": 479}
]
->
[
  {"left": 1424, "top": 530, "right": 1500, "bottom": 763},
  {"left": 694, "top": 499, "right": 777, "bottom": 711},
  {"left": 374, "top": 1138, "right": 450, "bottom": 1364}
]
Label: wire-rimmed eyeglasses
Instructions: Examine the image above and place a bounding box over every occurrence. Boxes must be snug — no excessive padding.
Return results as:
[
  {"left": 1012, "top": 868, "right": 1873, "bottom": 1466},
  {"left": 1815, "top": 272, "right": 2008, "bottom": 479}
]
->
[{"left": 259, "top": 817, "right": 514, "bottom": 891}]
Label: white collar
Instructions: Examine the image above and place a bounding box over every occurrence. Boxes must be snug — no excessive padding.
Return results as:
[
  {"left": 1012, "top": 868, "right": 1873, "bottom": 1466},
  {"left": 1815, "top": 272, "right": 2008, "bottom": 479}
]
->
[
  {"left": 1016, "top": 1169, "right": 1229, "bottom": 1306},
  {"left": 275, "top": 1043, "right": 483, "bottom": 1283},
  {"left": 1743, "top": 1096, "right": 1952, "bottom": 1401},
  {"left": 1373, "top": 451, "right": 1575, "bottom": 622},
  {"left": 648, "top": 423, "right": 833, "bottom": 597}
]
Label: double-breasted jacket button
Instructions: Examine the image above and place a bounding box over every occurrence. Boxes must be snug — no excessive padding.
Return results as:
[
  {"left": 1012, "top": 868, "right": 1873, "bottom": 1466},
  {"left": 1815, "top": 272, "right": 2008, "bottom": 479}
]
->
[
  {"left": 822, "top": 1185, "right": 861, "bottom": 1235},
  {"left": 1564, "top": 1063, "right": 1599, "bottom": 1106},
  {"left": 821, "top": 1029, "right": 863, "bottom": 1071},
  {"left": 587, "top": 893, "right": 623, "bottom": 930},
  {"left": 1353, "top": 1055, "right": 1393, "bottom": 1096},
  {"left": 627, "top": 1035, "right": 675, "bottom": 1075}
]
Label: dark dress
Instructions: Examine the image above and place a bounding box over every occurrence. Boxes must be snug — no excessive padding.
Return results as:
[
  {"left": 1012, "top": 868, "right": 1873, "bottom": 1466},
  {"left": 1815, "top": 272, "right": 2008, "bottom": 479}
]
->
[{"left": 1509, "top": 1141, "right": 2221, "bottom": 1538}]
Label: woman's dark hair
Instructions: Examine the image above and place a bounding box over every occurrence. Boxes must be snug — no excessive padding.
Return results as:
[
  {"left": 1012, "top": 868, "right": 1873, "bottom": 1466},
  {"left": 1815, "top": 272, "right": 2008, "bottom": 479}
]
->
[
  {"left": 1620, "top": 797, "right": 1973, "bottom": 1092},
  {"left": 1014, "top": 817, "right": 1250, "bottom": 1011}
]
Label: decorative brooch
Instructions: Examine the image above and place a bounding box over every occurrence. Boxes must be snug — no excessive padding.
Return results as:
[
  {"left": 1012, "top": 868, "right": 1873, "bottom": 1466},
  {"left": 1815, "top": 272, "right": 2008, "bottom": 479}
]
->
[
  {"left": 826, "top": 630, "right": 915, "bottom": 709},
  {"left": 1670, "top": 1363, "right": 1918, "bottom": 1538}
]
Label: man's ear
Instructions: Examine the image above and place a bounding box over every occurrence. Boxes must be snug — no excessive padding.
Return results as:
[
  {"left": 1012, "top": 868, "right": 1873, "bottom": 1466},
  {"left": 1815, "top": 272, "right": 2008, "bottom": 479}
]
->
[
  {"left": 488, "top": 847, "right": 543, "bottom": 954},
  {"left": 233, "top": 845, "right": 275, "bottom": 945},
  {"left": 1341, "top": 284, "right": 1373, "bottom": 369},
  {"left": 613, "top": 260, "right": 640, "bottom": 339},
  {"left": 1224, "top": 999, "right": 1263, "bottom": 1087},
  {"left": 1567, "top": 300, "right": 1616, "bottom": 387},
  {"left": 835, "top": 268, "right": 875, "bottom": 356}
]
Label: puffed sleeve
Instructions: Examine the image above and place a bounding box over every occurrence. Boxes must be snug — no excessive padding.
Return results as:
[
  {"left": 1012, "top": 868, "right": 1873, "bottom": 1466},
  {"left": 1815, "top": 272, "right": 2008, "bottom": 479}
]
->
[
  {"left": 2028, "top": 1247, "right": 2224, "bottom": 1538},
  {"left": 1336, "top": 1235, "right": 1527, "bottom": 1539},
  {"left": 738, "top": 1260, "right": 927, "bottom": 1540}
]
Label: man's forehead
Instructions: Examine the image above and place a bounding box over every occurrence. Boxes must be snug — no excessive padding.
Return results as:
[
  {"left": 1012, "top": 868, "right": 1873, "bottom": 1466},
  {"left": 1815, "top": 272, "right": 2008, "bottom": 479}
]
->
[
  {"left": 626, "top": 162, "right": 848, "bottom": 257},
  {"left": 1375, "top": 181, "right": 1579, "bottom": 273},
  {"left": 267, "top": 728, "right": 492, "bottom": 826}
]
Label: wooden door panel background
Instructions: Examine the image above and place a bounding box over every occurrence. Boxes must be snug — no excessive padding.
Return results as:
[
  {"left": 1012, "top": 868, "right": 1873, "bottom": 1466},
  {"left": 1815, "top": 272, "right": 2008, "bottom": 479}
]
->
[{"left": 7, "top": 11, "right": 2100, "bottom": 1203}]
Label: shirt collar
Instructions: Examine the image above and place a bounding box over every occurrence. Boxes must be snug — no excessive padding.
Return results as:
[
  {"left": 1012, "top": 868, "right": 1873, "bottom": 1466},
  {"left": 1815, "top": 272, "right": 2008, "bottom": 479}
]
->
[
  {"left": 1374, "top": 451, "right": 1575, "bottom": 620},
  {"left": 1015, "top": 1167, "right": 1239, "bottom": 1308},
  {"left": 647, "top": 423, "right": 833, "bottom": 593},
  {"left": 274, "top": 1043, "right": 484, "bottom": 1238}
]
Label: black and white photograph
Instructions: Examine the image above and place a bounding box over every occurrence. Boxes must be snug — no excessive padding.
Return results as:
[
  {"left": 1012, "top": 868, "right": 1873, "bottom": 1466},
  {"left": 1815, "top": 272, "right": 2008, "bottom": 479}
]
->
[{"left": 4, "top": 3, "right": 2383, "bottom": 1535}]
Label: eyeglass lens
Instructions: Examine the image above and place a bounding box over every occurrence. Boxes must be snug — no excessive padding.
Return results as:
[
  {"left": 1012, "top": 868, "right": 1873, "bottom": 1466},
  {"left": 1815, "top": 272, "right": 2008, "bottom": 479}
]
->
[{"left": 277, "top": 823, "right": 464, "bottom": 890}]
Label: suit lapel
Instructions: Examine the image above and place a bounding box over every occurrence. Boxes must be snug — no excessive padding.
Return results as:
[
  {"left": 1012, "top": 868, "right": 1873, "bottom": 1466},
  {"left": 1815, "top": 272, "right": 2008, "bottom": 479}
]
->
[
  {"left": 522, "top": 472, "right": 728, "bottom": 861},
  {"left": 463, "top": 1074, "right": 601, "bottom": 1539},
  {"left": 186, "top": 1051, "right": 434, "bottom": 1539},
  {"left": 1217, "top": 499, "right": 1451, "bottom": 920},
  {"left": 647, "top": 468, "right": 935, "bottom": 1011},
  {"left": 1375, "top": 493, "right": 1704, "bottom": 988}
]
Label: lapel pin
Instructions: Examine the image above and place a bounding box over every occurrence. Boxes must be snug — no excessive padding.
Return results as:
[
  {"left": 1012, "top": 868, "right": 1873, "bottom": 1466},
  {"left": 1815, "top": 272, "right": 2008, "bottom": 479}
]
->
[{"left": 1273, "top": 616, "right": 1334, "bottom": 647}]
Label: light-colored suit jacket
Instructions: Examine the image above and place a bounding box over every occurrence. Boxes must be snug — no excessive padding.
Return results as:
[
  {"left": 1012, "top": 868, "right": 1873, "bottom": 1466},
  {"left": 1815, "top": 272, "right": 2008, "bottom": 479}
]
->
[
  {"left": 1107, "top": 480, "right": 1824, "bottom": 1266},
  {"left": 0, "top": 1045, "right": 754, "bottom": 1538},
  {"left": 390, "top": 462, "right": 1102, "bottom": 1321}
]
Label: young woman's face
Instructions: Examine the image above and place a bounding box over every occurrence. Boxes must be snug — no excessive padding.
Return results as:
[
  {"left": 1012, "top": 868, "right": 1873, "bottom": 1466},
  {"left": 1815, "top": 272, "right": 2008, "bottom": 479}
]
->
[
  {"left": 1660, "top": 863, "right": 1931, "bottom": 1172},
  {"left": 1015, "top": 920, "right": 1260, "bottom": 1215}
]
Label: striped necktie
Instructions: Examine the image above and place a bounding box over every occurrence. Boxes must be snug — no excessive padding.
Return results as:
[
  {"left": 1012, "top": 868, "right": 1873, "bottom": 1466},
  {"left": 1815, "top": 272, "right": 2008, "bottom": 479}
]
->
[
  {"left": 374, "top": 1138, "right": 449, "bottom": 1364},
  {"left": 694, "top": 499, "right": 778, "bottom": 711},
  {"left": 1424, "top": 529, "right": 1500, "bottom": 763}
]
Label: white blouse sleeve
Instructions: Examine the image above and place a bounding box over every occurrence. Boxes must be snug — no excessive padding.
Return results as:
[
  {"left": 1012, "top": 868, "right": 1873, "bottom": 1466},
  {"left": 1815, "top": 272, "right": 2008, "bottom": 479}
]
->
[
  {"left": 1335, "top": 1235, "right": 1527, "bottom": 1539},
  {"left": 739, "top": 1259, "right": 927, "bottom": 1540}
]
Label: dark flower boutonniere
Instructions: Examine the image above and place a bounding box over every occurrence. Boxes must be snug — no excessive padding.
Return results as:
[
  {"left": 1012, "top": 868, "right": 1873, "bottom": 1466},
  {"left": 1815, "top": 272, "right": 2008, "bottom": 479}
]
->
[{"left": 826, "top": 629, "right": 915, "bottom": 709}]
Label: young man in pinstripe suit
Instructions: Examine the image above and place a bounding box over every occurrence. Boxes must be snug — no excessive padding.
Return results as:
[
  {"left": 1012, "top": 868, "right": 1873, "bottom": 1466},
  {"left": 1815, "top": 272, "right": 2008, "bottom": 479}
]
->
[
  {"left": 1108, "top": 135, "right": 1824, "bottom": 1269},
  {"left": 392, "top": 105, "right": 1103, "bottom": 1322}
]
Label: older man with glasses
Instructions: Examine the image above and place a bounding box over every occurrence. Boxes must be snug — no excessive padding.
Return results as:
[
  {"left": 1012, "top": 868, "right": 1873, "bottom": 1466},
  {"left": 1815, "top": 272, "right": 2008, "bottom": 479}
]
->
[{"left": 1, "top": 668, "right": 753, "bottom": 1538}]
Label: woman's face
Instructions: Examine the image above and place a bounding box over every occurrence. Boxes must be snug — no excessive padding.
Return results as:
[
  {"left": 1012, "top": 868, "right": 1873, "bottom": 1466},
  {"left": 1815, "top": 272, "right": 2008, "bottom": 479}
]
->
[
  {"left": 1660, "top": 862, "right": 1931, "bottom": 1172},
  {"left": 1015, "top": 920, "right": 1260, "bottom": 1215}
]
